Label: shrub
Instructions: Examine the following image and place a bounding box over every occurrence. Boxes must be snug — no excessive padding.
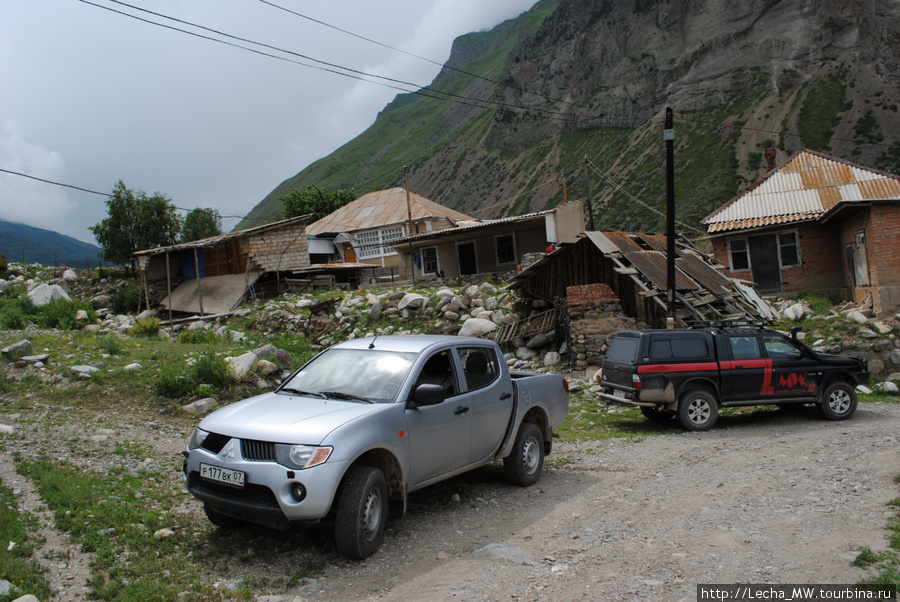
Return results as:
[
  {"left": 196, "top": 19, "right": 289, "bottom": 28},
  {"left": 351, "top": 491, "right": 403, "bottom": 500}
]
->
[
  {"left": 111, "top": 285, "right": 142, "bottom": 315},
  {"left": 156, "top": 362, "right": 195, "bottom": 399},
  {"left": 99, "top": 336, "right": 124, "bottom": 356},
  {"left": 193, "top": 351, "right": 231, "bottom": 388},
  {"left": 177, "top": 329, "right": 218, "bottom": 345},
  {"left": 1, "top": 304, "right": 27, "bottom": 329},
  {"left": 131, "top": 317, "right": 161, "bottom": 337},
  {"left": 38, "top": 298, "right": 80, "bottom": 330}
]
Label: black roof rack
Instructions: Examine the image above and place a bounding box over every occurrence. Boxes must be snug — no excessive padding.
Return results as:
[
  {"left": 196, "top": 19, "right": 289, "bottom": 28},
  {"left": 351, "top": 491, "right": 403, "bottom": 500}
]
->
[{"left": 684, "top": 319, "right": 774, "bottom": 331}]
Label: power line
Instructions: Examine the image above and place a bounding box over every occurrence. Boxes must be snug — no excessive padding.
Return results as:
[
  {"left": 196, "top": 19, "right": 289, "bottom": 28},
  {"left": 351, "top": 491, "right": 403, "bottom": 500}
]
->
[
  {"left": 84, "top": 0, "right": 583, "bottom": 122},
  {"left": 257, "top": 0, "right": 595, "bottom": 112},
  {"left": 0, "top": 167, "right": 268, "bottom": 223}
]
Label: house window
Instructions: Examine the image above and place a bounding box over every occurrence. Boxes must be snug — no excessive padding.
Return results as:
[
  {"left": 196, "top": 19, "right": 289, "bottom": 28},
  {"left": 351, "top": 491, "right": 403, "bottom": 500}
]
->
[
  {"left": 777, "top": 232, "right": 801, "bottom": 267},
  {"left": 496, "top": 234, "right": 515, "bottom": 265},
  {"left": 728, "top": 238, "right": 749, "bottom": 270},
  {"left": 356, "top": 226, "right": 405, "bottom": 259},
  {"left": 421, "top": 247, "right": 438, "bottom": 275},
  {"left": 855, "top": 230, "right": 870, "bottom": 286},
  {"left": 728, "top": 232, "right": 800, "bottom": 271}
]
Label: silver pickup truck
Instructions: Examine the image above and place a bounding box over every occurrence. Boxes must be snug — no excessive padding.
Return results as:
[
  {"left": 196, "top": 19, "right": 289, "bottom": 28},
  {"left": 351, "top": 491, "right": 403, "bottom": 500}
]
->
[{"left": 183, "top": 335, "right": 569, "bottom": 558}]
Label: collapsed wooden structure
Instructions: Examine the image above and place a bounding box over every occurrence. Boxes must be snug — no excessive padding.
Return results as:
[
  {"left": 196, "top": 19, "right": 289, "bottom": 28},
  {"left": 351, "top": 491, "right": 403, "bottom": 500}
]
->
[{"left": 508, "top": 232, "right": 772, "bottom": 329}]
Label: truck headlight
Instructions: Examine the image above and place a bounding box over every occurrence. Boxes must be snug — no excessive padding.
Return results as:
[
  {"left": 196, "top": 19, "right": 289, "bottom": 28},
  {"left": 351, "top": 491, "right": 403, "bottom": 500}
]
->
[
  {"left": 276, "top": 444, "right": 332, "bottom": 469},
  {"left": 187, "top": 428, "right": 209, "bottom": 450}
]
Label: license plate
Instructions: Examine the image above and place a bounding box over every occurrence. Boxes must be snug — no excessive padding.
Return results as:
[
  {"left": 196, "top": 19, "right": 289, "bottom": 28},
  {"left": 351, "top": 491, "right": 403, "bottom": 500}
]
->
[
  {"left": 200, "top": 463, "right": 245, "bottom": 488},
  {"left": 613, "top": 388, "right": 627, "bottom": 399}
]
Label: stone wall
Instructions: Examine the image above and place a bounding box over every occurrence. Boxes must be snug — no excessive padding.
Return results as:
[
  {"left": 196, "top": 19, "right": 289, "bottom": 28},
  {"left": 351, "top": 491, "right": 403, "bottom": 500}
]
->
[{"left": 567, "top": 283, "right": 635, "bottom": 368}]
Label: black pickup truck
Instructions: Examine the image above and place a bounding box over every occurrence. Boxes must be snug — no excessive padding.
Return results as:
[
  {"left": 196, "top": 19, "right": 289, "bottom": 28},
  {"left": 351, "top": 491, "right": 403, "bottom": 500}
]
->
[{"left": 598, "top": 325, "right": 869, "bottom": 431}]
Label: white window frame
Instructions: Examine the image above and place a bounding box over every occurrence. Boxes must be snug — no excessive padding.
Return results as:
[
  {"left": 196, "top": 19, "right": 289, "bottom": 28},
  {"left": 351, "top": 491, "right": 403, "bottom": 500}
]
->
[
  {"left": 776, "top": 231, "right": 801, "bottom": 268},
  {"left": 727, "top": 238, "right": 750, "bottom": 271},
  {"left": 355, "top": 226, "right": 405, "bottom": 259}
]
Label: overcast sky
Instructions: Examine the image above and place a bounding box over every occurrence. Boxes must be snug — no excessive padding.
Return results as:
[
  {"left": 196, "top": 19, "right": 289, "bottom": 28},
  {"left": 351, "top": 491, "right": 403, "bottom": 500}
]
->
[{"left": 0, "top": 0, "right": 537, "bottom": 244}]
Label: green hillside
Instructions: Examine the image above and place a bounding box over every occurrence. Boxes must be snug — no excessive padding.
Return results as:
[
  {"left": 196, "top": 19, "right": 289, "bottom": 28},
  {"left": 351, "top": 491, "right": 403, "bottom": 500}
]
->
[
  {"left": 0, "top": 220, "right": 102, "bottom": 267},
  {"left": 237, "top": 0, "right": 900, "bottom": 235}
]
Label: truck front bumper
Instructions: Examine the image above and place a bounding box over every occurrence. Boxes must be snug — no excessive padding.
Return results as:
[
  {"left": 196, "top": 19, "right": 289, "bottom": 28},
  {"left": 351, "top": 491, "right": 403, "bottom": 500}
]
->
[{"left": 184, "top": 447, "right": 348, "bottom": 529}]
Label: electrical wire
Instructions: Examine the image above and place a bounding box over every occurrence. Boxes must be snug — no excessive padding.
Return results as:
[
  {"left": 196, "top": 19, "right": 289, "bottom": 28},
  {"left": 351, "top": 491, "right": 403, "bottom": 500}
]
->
[
  {"left": 257, "top": 0, "right": 596, "bottom": 112},
  {"left": 84, "top": 0, "right": 584, "bottom": 122}
]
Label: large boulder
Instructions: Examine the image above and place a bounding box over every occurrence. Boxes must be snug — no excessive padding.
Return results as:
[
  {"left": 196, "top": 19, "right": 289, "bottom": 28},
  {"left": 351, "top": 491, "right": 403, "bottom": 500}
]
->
[
  {"left": 398, "top": 293, "right": 425, "bottom": 310},
  {"left": 62, "top": 269, "right": 78, "bottom": 282},
  {"left": 2, "top": 340, "right": 33, "bottom": 358},
  {"left": 458, "top": 318, "right": 498, "bottom": 338},
  {"left": 27, "top": 283, "right": 70, "bottom": 306},
  {"left": 225, "top": 352, "right": 258, "bottom": 381}
]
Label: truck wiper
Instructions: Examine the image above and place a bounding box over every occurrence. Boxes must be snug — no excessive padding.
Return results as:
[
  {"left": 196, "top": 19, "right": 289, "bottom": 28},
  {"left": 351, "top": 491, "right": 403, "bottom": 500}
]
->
[
  {"left": 280, "top": 387, "right": 327, "bottom": 399},
  {"left": 320, "top": 391, "right": 374, "bottom": 404}
]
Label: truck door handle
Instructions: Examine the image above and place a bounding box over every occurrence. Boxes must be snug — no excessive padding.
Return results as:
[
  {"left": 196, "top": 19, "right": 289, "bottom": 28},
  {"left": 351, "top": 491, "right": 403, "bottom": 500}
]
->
[
  {"left": 500, "top": 393, "right": 512, "bottom": 400},
  {"left": 454, "top": 406, "right": 469, "bottom": 415}
]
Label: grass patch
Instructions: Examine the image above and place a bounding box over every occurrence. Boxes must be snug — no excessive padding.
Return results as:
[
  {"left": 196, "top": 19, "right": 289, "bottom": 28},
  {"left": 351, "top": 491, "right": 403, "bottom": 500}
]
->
[
  {"left": 853, "top": 482, "right": 900, "bottom": 588},
  {"left": 14, "top": 454, "right": 222, "bottom": 601},
  {"left": 0, "top": 479, "right": 51, "bottom": 602}
]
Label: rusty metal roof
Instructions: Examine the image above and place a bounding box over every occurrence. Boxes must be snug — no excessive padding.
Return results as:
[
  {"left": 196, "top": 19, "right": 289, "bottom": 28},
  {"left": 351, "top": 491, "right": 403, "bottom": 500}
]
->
[
  {"left": 624, "top": 251, "right": 698, "bottom": 291},
  {"left": 676, "top": 253, "right": 732, "bottom": 294},
  {"left": 703, "top": 150, "right": 900, "bottom": 234},
  {"left": 394, "top": 210, "right": 550, "bottom": 244},
  {"left": 306, "top": 188, "right": 473, "bottom": 236}
]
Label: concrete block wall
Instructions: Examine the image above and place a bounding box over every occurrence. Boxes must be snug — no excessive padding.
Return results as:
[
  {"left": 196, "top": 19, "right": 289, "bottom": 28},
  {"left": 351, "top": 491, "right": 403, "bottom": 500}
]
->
[{"left": 567, "top": 283, "right": 635, "bottom": 368}]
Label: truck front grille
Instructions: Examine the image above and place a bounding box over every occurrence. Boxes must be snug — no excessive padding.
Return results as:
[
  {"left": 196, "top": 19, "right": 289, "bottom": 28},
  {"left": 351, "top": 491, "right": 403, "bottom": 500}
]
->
[{"left": 241, "top": 439, "right": 276, "bottom": 462}]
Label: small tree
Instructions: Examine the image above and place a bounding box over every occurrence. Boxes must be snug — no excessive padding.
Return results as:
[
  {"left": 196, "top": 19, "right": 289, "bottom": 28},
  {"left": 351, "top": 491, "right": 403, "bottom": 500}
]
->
[
  {"left": 181, "top": 207, "right": 223, "bottom": 243},
  {"left": 280, "top": 185, "right": 356, "bottom": 221},
  {"left": 89, "top": 180, "right": 182, "bottom": 268}
]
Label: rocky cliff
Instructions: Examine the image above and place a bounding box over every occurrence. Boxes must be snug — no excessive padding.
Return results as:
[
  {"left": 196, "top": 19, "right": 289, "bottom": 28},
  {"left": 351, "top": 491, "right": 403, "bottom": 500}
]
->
[{"left": 239, "top": 0, "right": 900, "bottom": 235}]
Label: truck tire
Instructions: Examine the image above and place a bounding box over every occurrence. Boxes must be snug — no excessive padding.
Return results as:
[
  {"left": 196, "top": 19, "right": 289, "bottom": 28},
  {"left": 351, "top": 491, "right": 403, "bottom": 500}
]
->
[
  {"left": 677, "top": 390, "right": 718, "bottom": 431},
  {"left": 640, "top": 406, "right": 676, "bottom": 423},
  {"left": 204, "top": 504, "right": 243, "bottom": 529},
  {"left": 334, "top": 465, "right": 389, "bottom": 559},
  {"left": 504, "top": 422, "right": 544, "bottom": 487},
  {"left": 819, "top": 382, "right": 857, "bottom": 421}
]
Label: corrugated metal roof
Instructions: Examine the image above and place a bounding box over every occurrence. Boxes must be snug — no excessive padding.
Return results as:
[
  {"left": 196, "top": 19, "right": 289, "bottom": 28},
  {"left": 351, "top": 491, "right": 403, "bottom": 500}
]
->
[
  {"left": 676, "top": 253, "right": 732, "bottom": 294},
  {"left": 395, "top": 210, "right": 550, "bottom": 244},
  {"left": 703, "top": 150, "right": 900, "bottom": 234},
  {"left": 624, "top": 251, "right": 698, "bottom": 291},
  {"left": 134, "top": 214, "right": 313, "bottom": 256},
  {"left": 306, "top": 188, "right": 473, "bottom": 236}
]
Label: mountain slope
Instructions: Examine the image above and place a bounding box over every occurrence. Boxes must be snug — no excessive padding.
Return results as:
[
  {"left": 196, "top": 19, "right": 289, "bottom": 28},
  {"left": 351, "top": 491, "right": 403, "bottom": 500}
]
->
[
  {"left": 0, "top": 220, "right": 102, "bottom": 267},
  {"left": 238, "top": 0, "right": 900, "bottom": 236}
]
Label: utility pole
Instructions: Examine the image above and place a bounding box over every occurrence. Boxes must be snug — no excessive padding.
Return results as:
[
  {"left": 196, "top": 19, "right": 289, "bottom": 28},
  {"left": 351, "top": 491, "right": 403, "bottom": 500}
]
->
[
  {"left": 404, "top": 166, "right": 416, "bottom": 285},
  {"left": 583, "top": 156, "right": 595, "bottom": 230},
  {"left": 664, "top": 107, "right": 676, "bottom": 327}
]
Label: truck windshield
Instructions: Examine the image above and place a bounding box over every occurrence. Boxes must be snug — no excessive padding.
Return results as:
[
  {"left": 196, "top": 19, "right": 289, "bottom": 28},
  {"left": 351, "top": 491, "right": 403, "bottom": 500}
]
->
[{"left": 281, "top": 349, "right": 417, "bottom": 403}]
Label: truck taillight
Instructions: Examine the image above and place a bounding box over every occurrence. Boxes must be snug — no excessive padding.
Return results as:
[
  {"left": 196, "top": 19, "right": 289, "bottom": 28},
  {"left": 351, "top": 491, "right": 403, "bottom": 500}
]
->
[
  {"left": 562, "top": 379, "right": 570, "bottom": 396},
  {"left": 632, "top": 373, "right": 641, "bottom": 388}
]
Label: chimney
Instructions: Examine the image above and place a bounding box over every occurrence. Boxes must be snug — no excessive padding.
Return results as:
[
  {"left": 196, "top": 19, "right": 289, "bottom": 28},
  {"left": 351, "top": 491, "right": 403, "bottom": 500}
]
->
[{"left": 765, "top": 148, "right": 777, "bottom": 172}]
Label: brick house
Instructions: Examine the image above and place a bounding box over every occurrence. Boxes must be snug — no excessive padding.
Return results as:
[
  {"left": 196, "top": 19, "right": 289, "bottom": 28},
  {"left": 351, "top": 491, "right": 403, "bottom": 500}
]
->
[{"left": 702, "top": 150, "right": 900, "bottom": 315}]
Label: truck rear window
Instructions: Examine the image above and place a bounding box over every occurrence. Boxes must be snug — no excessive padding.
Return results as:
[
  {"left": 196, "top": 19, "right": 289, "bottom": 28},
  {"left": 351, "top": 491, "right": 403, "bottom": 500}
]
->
[
  {"left": 606, "top": 336, "right": 639, "bottom": 364},
  {"left": 649, "top": 338, "right": 709, "bottom": 360}
]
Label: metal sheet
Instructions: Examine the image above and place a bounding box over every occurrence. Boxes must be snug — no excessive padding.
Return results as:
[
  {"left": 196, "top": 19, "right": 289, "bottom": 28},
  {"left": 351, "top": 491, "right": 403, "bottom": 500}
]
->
[
  {"left": 624, "top": 251, "right": 698, "bottom": 291},
  {"left": 676, "top": 254, "right": 731, "bottom": 294},
  {"left": 160, "top": 272, "right": 261, "bottom": 314}
]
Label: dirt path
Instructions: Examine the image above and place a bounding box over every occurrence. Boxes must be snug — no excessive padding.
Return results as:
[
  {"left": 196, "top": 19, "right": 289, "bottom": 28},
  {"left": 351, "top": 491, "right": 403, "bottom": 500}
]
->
[
  {"left": 290, "top": 402, "right": 899, "bottom": 601},
  {"left": 1, "top": 402, "right": 897, "bottom": 601}
]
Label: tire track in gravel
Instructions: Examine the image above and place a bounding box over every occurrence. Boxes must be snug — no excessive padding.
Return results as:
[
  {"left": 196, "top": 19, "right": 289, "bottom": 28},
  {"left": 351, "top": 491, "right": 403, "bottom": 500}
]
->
[
  {"left": 290, "top": 403, "right": 900, "bottom": 601},
  {"left": 0, "top": 450, "right": 93, "bottom": 601}
]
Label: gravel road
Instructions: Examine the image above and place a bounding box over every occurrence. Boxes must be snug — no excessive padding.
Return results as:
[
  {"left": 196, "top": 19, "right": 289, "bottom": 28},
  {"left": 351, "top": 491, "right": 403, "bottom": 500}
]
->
[
  {"left": 2, "top": 402, "right": 898, "bottom": 601},
  {"left": 295, "top": 402, "right": 899, "bottom": 601}
]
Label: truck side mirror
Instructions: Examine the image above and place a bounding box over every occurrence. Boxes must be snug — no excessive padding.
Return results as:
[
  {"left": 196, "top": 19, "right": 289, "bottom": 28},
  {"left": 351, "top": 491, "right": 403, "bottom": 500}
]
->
[
  {"left": 411, "top": 383, "right": 445, "bottom": 407},
  {"left": 790, "top": 326, "right": 803, "bottom": 341}
]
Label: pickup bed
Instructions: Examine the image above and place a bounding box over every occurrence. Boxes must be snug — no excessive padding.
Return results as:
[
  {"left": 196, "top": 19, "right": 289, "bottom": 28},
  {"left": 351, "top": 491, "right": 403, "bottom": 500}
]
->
[
  {"left": 183, "top": 335, "right": 569, "bottom": 558},
  {"left": 599, "top": 326, "right": 869, "bottom": 431}
]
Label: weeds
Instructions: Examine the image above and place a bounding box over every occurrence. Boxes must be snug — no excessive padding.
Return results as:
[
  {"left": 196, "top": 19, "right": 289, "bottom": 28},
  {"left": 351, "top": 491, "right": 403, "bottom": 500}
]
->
[{"left": 0, "top": 479, "right": 51, "bottom": 602}]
